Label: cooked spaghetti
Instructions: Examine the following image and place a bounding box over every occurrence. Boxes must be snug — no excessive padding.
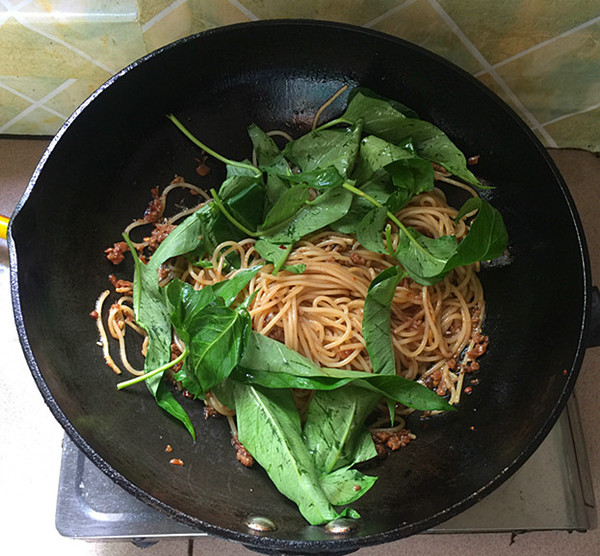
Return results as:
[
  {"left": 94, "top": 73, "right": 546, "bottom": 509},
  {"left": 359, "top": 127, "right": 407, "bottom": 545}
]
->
[{"left": 98, "top": 184, "right": 487, "bottom": 412}]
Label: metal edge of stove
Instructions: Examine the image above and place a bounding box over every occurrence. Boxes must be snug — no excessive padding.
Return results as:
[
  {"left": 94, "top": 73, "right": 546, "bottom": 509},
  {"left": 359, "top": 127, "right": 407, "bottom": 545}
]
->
[{"left": 55, "top": 394, "right": 596, "bottom": 543}]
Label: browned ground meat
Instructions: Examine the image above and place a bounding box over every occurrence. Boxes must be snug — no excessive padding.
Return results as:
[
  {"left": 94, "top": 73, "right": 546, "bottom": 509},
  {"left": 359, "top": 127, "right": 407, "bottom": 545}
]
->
[
  {"left": 349, "top": 252, "right": 366, "bottom": 265},
  {"left": 372, "top": 429, "right": 414, "bottom": 455},
  {"left": 232, "top": 434, "right": 254, "bottom": 467},
  {"left": 105, "top": 241, "right": 129, "bottom": 264},
  {"left": 144, "top": 187, "right": 164, "bottom": 223},
  {"left": 108, "top": 275, "right": 133, "bottom": 295},
  {"left": 144, "top": 222, "right": 176, "bottom": 253}
]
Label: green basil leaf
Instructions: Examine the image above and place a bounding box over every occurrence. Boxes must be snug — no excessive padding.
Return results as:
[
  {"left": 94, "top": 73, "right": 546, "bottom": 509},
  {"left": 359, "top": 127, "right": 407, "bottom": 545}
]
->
[
  {"left": 279, "top": 165, "right": 345, "bottom": 190},
  {"left": 394, "top": 228, "right": 458, "bottom": 285},
  {"left": 168, "top": 286, "right": 252, "bottom": 394},
  {"left": 211, "top": 265, "right": 262, "bottom": 306},
  {"left": 283, "top": 122, "right": 362, "bottom": 178},
  {"left": 357, "top": 374, "right": 455, "bottom": 412},
  {"left": 356, "top": 206, "right": 388, "bottom": 254},
  {"left": 343, "top": 87, "right": 419, "bottom": 122},
  {"left": 363, "top": 266, "right": 406, "bottom": 375},
  {"left": 319, "top": 466, "right": 377, "bottom": 506},
  {"left": 353, "top": 135, "right": 415, "bottom": 184},
  {"left": 331, "top": 176, "right": 397, "bottom": 234},
  {"left": 266, "top": 186, "right": 353, "bottom": 244},
  {"left": 123, "top": 233, "right": 196, "bottom": 440},
  {"left": 234, "top": 383, "right": 342, "bottom": 525},
  {"left": 222, "top": 176, "right": 265, "bottom": 232},
  {"left": 386, "top": 157, "right": 435, "bottom": 195},
  {"left": 259, "top": 184, "right": 310, "bottom": 233},
  {"left": 340, "top": 91, "right": 481, "bottom": 187},
  {"left": 303, "top": 386, "right": 379, "bottom": 474},
  {"left": 449, "top": 196, "right": 508, "bottom": 267},
  {"left": 247, "top": 123, "right": 285, "bottom": 169}
]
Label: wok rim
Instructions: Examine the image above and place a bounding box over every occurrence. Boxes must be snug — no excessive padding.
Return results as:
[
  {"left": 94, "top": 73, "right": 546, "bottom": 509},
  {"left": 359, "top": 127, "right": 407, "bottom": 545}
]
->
[{"left": 7, "top": 19, "right": 593, "bottom": 553}]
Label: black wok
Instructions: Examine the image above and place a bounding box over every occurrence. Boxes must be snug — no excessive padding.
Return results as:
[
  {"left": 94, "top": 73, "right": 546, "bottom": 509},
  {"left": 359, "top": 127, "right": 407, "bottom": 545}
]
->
[{"left": 8, "top": 20, "right": 599, "bottom": 554}]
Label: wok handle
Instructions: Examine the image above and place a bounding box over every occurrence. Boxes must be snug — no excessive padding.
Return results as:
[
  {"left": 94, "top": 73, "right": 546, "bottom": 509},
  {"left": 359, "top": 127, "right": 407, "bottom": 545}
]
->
[
  {"left": 586, "top": 286, "right": 600, "bottom": 348},
  {"left": 0, "top": 214, "right": 8, "bottom": 240}
]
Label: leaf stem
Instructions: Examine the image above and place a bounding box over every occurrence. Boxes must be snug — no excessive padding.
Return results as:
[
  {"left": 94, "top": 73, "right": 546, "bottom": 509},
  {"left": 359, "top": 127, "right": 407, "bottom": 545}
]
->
[
  {"left": 210, "top": 188, "right": 259, "bottom": 237},
  {"left": 311, "top": 117, "right": 349, "bottom": 132},
  {"left": 341, "top": 181, "right": 434, "bottom": 258},
  {"left": 116, "top": 348, "right": 188, "bottom": 390},
  {"left": 167, "top": 114, "right": 262, "bottom": 178}
]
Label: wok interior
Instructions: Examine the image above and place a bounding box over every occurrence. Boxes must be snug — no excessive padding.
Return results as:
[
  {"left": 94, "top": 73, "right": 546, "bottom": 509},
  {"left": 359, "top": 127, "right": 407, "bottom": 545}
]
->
[{"left": 10, "top": 21, "right": 587, "bottom": 550}]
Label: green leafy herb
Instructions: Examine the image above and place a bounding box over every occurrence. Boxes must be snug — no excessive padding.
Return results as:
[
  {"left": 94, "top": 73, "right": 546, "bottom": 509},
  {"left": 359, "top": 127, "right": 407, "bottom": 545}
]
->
[
  {"left": 234, "top": 383, "right": 344, "bottom": 525},
  {"left": 363, "top": 266, "right": 407, "bottom": 375}
]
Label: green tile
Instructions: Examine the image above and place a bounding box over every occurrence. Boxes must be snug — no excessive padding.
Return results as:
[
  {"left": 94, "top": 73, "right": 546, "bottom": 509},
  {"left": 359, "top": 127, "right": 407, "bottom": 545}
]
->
[
  {"left": 438, "top": 0, "right": 600, "bottom": 65},
  {"left": 0, "top": 20, "right": 113, "bottom": 81},
  {"left": 189, "top": 0, "right": 252, "bottom": 32},
  {"left": 544, "top": 107, "right": 600, "bottom": 151},
  {"left": 32, "top": 20, "right": 147, "bottom": 74},
  {"left": 0, "top": 75, "right": 67, "bottom": 102},
  {"left": 236, "top": 0, "right": 402, "bottom": 25},
  {"left": 43, "top": 78, "right": 102, "bottom": 118},
  {"left": 138, "top": 0, "right": 180, "bottom": 26},
  {"left": 371, "top": 0, "right": 483, "bottom": 74},
  {"left": 142, "top": 0, "right": 195, "bottom": 52},
  {"left": 495, "top": 20, "right": 600, "bottom": 124},
  {"left": 0, "top": 86, "right": 31, "bottom": 130},
  {"left": 1, "top": 105, "right": 64, "bottom": 135}
]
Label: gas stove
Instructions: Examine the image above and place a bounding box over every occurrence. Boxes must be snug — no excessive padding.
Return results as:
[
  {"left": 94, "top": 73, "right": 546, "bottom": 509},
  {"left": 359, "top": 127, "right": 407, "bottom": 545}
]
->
[{"left": 55, "top": 394, "right": 595, "bottom": 543}]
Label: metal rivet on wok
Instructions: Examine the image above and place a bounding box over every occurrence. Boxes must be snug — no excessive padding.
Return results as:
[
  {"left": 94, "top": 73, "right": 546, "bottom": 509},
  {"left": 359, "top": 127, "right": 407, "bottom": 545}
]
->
[
  {"left": 324, "top": 518, "right": 358, "bottom": 534},
  {"left": 245, "top": 516, "right": 277, "bottom": 532}
]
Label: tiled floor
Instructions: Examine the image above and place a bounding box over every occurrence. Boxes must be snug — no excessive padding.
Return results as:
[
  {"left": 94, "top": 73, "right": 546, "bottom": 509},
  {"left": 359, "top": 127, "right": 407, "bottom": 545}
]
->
[{"left": 1, "top": 141, "right": 600, "bottom": 554}]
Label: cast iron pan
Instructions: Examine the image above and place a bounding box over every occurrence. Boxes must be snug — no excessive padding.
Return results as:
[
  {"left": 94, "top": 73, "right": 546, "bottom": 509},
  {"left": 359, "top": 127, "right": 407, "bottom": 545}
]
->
[{"left": 8, "top": 20, "right": 599, "bottom": 554}]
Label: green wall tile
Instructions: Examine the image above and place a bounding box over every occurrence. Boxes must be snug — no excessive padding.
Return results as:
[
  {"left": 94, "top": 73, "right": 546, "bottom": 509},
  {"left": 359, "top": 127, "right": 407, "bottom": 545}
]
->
[
  {"left": 495, "top": 20, "right": 600, "bottom": 124},
  {"left": 438, "top": 0, "right": 600, "bottom": 65},
  {"left": 139, "top": 0, "right": 179, "bottom": 26},
  {"left": 0, "top": 75, "right": 68, "bottom": 102},
  {"left": 0, "top": 20, "right": 113, "bottom": 81},
  {"left": 43, "top": 78, "right": 101, "bottom": 117},
  {"left": 1, "top": 106, "right": 64, "bottom": 135},
  {"left": 235, "top": 0, "right": 402, "bottom": 25},
  {"left": 544, "top": 107, "right": 600, "bottom": 152},
  {"left": 0, "top": 86, "right": 31, "bottom": 130},
  {"left": 370, "top": 0, "right": 483, "bottom": 74}
]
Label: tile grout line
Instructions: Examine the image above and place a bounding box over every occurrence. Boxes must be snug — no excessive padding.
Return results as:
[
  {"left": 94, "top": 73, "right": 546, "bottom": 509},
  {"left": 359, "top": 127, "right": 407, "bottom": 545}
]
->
[
  {"left": 9, "top": 13, "right": 118, "bottom": 75},
  {"left": 541, "top": 100, "right": 600, "bottom": 127},
  {"left": 427, "top": 0, "right": 558, "bottom": 147},
  {"left": 226, "top": 0, "right": 260, "bottom": 21},
  {"left": 490, "top": 14, "right": 600, "bottom": 70},
  {"left": 141, "top": 0, "right": 189, "bottom": 33},
  {"left": 0, "top": 78, "right": 75, "bottom": 133},
  {"left": 0, "top": 81, "right": 68, "bottom": 119},
  {"left": 0, "top": 0, "right": 34, "bottom": 27},
  {"left": 363, "top": 0, "right": 419, "bottom": 29}
]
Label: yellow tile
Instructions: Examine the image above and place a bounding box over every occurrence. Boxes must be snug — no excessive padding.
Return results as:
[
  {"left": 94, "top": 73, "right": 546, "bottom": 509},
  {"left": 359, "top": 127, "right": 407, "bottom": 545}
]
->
[
  {"left": 476, "top": 72, "right": 533, "bottom": 125},
  {"left": 0, "top": 19, "right": 113, "bottom": 81},
  {"left": 544, "top": 107, "right": 600, "bottom": 151},
  {"left": 43, "top": 78, "right": 102, "bottom": 118},
  {"left": 495, "top": 20, "right": 600, "bottom": 124},
  {"left": 142, "top": 0, "right": 194, "bottom": 52},
  {"left": 138, "top": 0, "right": 179, "bottom": 26},
  {"left": 1, "top": 106, "right": 64, "bottom": 135},
  {"left": 188, "top": 0, "right": 252, "bottom": 32},
  {"left": 371, "top": 0, "right": 483, "bottom": 74},
  {"left": 0, "top": 86, "right": 31, "bottom": 128},
  {"left": 142, "top": 0, "right": 253, "bottom": 52},
  {"left": 235, "top": 0, "right": 402, "bottom": 25},
  {"left": 0, "top": 75, "right": 67, "bottom": 102},
  {"left": 27, "top": 20, "right": 147, "bottom": 74},
  {"left": 438, "top": 0, "right": 600, "bottom": 65}
]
